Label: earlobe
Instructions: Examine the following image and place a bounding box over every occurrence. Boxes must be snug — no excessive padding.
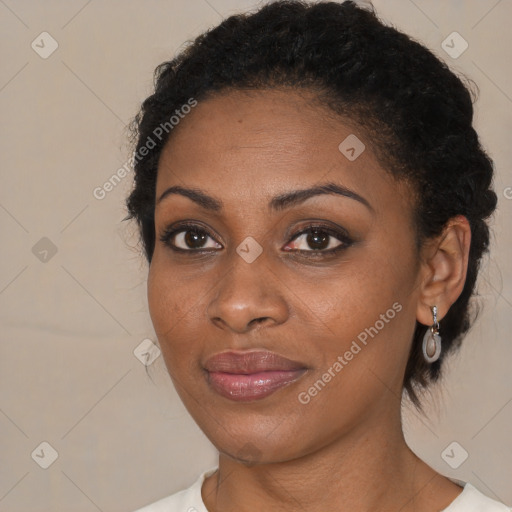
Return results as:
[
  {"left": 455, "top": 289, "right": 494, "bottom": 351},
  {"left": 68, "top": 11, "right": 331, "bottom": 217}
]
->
[{"left": 416, "top": 215, "right": 471, "bottom": 326}]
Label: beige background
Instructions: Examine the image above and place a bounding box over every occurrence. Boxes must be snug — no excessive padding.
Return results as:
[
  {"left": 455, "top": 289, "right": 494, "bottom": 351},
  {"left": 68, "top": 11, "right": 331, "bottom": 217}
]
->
[{"left": 1, "top": 0, "right": 511, "bottom": 510}]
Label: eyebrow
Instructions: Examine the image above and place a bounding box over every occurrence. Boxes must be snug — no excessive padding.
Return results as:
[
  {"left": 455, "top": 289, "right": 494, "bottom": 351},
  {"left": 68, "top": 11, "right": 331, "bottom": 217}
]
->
[{"left": 156, "top": 181, "right": 374, "bottom": 214}]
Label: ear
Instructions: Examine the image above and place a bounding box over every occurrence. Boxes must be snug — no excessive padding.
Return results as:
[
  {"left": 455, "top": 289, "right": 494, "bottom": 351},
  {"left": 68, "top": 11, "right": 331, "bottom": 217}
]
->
[{"left": 416, "top": 215, "right": 472, "bottom": 326}]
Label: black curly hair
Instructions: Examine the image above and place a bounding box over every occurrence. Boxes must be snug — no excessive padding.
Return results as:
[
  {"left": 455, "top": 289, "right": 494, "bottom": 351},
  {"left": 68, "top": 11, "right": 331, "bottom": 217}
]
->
[{"left": 124, "top": 0, "right": 497, "bottom": 409}]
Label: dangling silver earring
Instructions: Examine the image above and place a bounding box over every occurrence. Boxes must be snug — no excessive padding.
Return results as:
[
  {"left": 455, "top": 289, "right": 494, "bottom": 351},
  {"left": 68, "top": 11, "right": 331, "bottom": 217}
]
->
[{"left": 422, "top": 305, "right": 441, "bottom": 363}]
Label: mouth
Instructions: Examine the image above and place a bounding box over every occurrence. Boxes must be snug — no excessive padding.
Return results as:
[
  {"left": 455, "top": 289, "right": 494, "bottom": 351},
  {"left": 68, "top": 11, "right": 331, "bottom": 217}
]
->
[{"left": 203, "top": 350, "right": 308, "bottom": 402}]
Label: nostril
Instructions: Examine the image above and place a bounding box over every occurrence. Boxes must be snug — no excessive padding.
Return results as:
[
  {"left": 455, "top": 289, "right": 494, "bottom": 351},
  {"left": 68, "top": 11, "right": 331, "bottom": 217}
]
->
[{"left": 250, "top": 317, "right": 269, "bottom": 327}]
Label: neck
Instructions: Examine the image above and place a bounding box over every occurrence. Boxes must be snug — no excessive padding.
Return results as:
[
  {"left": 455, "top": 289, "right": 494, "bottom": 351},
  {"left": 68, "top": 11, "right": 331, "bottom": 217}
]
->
[{"left": 202, "top": 403, "right": 447, "bottom": 512}]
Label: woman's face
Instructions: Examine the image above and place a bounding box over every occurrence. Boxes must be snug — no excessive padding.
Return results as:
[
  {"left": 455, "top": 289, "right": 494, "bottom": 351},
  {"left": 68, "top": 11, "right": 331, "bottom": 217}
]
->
[{"left": 148, "top": 88, "right": 424, "bottom": 463}]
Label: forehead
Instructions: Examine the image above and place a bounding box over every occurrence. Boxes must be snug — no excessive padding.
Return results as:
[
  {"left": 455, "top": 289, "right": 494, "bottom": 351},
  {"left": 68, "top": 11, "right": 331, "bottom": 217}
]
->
[{"left": 155, "top": 88, "right": 407, "bottom": 214}]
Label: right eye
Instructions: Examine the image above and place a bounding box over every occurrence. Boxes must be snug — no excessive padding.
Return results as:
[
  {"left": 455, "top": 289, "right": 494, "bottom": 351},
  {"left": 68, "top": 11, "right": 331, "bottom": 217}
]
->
[{"left": 159, "top": 223, "right": 223, "bottom": 252}]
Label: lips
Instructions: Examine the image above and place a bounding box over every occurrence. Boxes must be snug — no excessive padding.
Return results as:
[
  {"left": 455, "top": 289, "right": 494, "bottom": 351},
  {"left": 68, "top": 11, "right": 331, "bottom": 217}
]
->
[{"left": 204, "top": 350, "right": 308, "bottom": 401}]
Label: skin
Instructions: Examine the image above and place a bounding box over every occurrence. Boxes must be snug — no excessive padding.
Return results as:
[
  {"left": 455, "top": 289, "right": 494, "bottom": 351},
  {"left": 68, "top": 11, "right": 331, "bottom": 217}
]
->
[{"left": 147, "top": 88, "right": 471, "bottom": 512}]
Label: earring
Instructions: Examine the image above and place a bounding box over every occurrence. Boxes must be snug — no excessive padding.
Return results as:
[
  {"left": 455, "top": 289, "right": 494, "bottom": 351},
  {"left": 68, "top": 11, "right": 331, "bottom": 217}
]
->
[{"left": 422, "top": 305, "right": 441, "bottom": 363}]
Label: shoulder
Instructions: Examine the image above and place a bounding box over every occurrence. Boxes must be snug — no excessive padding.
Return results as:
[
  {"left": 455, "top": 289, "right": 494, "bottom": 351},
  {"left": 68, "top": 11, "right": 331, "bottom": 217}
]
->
[
  {"left": 443, "top": 482, "right": 511, "bottom": 512},
  {"left": 131, "top": 467, "right": 217, "bottom": 512}
]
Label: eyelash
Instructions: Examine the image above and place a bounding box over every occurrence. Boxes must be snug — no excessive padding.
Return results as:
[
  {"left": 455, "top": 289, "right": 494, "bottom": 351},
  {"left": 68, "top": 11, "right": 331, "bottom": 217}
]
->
[{"left": 159, "top": 221, "right": 354, "bottom": 257}]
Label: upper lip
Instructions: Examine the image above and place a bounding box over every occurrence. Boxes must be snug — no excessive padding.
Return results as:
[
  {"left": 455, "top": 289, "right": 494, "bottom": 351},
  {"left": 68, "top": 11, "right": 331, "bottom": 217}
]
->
[{"left": 203, "top": 350, "right": 306, "bottom": 374}]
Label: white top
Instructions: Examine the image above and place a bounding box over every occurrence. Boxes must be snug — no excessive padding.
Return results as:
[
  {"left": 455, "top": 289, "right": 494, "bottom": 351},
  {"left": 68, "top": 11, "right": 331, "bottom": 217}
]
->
[{"left": 132, "top": 467, "right": 511, "bottom": 512}]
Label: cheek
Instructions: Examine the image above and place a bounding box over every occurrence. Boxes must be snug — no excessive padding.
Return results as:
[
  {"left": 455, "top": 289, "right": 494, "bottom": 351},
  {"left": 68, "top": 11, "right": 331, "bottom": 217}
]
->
[
  {"left": 290, "top": 257, "right": 402, "bottom": 333},
  {"left": 147, "top": 261, "right": 176, "bottom": 337},
  {"left": 147, "top": 257, "right": 203, "bottom": 361},
  {"left": 304, "top": 243, "right": 416, "bottom": 364}
]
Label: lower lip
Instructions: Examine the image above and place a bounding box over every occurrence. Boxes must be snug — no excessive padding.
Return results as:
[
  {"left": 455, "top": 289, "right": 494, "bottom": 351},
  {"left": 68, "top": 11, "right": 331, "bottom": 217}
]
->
[{"left": 207, "top": 370, "right": 307, "bottom": 401}]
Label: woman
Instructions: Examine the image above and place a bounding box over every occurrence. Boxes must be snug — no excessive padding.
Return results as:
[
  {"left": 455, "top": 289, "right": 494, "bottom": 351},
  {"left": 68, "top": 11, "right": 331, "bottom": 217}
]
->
[{"left": 125, "top": 1, "right": 509, "bottom": 510}]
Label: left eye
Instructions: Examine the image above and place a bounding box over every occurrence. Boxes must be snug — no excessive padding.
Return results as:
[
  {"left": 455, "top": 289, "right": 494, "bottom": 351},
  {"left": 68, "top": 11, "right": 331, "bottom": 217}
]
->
[{"left": 284, "top": 227, "right": 348, "bottom": 252}]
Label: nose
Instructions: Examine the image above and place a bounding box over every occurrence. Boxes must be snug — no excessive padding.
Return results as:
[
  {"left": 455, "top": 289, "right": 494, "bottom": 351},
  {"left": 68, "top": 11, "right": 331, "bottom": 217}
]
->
[{"left": 206, "top": 251, "right": 289, "bottom": 334}]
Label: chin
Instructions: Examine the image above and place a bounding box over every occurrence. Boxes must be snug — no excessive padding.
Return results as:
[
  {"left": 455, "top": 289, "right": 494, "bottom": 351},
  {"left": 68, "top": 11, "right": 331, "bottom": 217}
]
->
[{"left": 198, "top": 413, "right": 317, "bottom": 466}]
